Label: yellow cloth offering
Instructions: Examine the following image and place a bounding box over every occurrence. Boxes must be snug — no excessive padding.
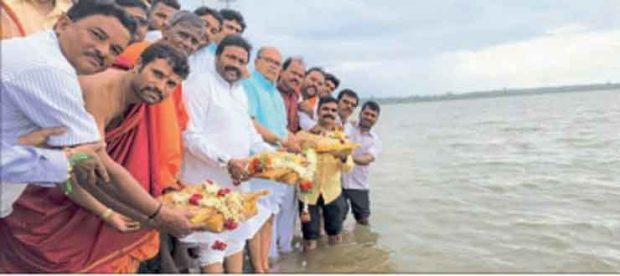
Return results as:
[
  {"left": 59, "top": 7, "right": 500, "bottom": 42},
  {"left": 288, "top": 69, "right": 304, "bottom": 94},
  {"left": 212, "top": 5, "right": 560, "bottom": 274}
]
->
[{"left": 160, "top": 181, "right": 269, "bottom": 233}]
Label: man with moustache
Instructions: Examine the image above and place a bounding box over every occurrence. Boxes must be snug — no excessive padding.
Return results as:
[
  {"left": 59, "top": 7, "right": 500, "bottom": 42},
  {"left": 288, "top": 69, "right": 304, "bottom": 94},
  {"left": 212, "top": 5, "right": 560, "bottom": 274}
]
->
[
  {"left": 297, "top": 96, "right": 353, "bottom": 250},
  {"left": 277, "top": 57, "right": 306, "bottom": 134},
  {"left": 181, "top": 34, "right": 273, "bottom": 273},
  {"left": 2, "top": 44, "right": 193, "bottom": 273},
  {"left": 336, "top": 89, "right": 360, "bottom": 132},
  {"left": 242, "top": 46, "right": 301, "bottom": 271},
  {"left": 113, "top": 11, "right": 204, "bottom": 193},
  {"left": 0, "top": 0, "right": 126, "bottom": 220},
  {"left": 189, "top": 8, "right": 245, "bottom": 76},
  {"left": 116, "top": 11, "right": 205, "bottom": 68},
  {"left": 186, "top": 7, "right": 220, "bottom": 83},
  {"left": 0, "top": 1, "right": 196, "bottom": 272},
  {"left": 203, "top": 8, "right": 245, "bottom": 54},
  {"left": 111, "top": 11, "right": 206, "bottom": 273},
  {"left": 144, "top": 0, "right": 180, "bottom": 42},
  {"left": 298, "top": 67, "right": 326, "bottom": 131},
  {"left": 342, "top": 101, "right": 382, "bottom": 226},
  {"left": 324, "top": 72, "right": 340, "bottom": 95}
]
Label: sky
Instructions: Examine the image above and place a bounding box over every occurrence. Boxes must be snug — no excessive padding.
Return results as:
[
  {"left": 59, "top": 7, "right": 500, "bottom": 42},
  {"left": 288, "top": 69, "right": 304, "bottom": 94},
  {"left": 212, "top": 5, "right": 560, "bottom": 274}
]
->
[{"left": 179, "top": 0, "right": 620, "bottom": 98}]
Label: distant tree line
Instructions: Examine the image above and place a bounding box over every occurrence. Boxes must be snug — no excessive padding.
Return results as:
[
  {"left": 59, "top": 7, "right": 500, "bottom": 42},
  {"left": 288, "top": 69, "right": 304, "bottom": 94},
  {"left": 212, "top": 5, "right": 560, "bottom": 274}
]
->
[{"left": 369, "top": 82, "right": 620, "bottom": 105}]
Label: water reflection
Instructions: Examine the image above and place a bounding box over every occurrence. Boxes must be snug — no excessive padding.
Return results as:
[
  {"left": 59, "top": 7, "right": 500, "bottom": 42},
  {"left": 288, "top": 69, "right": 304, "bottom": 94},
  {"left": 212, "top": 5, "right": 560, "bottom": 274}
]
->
[{"left": 273, "top": 221, "right": 395, "bottom": 273}]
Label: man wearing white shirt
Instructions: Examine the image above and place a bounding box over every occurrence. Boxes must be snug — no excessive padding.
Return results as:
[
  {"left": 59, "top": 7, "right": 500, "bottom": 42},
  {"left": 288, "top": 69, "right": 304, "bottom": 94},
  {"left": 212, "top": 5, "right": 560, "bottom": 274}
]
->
[
  {"left": 0, "top": 0, "right": 195, "bottom": 236},
  {"left": 181, "top": 34, "right": 272, "bottom": 273},
  {"left": 0, "top": 0, "right": 132, "bottom": 218},
  {"left": 336, "top": 89, "right": 360, "bottom": 133},
  {"left": 186, "top": 7, "right": 221, "bottom": 74},
  {"left": 342, "top": 101, "right": 382, "bottom": 226},
  {"left": 298, "top": 67, "right": 326, "bottom": 131}
]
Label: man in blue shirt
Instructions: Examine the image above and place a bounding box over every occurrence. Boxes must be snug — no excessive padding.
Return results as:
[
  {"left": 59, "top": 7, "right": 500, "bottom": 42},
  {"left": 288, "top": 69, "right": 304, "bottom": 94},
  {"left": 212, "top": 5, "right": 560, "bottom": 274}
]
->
[{"left": 242, "top": 46, "right": 300, "bottom": 272}]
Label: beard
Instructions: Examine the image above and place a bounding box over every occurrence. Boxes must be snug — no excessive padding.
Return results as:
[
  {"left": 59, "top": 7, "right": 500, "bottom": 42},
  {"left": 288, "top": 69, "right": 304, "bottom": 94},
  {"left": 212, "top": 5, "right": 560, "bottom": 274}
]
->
[{"left": 220, "top": 65, "right": 241, "bottom": 82}]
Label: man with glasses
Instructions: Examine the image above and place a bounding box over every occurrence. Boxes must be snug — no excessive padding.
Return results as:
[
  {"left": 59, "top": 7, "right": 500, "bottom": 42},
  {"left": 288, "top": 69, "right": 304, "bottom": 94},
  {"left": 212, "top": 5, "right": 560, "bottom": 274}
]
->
[{"left": 242, "top": 46, "right": 300, "bottom": 272}]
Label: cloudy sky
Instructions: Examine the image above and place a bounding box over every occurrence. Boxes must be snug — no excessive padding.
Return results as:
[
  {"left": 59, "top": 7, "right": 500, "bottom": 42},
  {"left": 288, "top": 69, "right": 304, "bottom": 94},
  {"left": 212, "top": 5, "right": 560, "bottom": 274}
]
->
[{"left": 180, "top": 0, "right": 620, "bottom": 98}]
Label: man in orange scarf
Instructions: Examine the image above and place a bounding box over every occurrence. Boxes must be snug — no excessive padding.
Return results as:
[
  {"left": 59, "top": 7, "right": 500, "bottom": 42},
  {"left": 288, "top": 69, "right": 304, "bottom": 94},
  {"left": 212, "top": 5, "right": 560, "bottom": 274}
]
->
[
  {"left": 0, "top": 43, "right": 190, "bottom": 273},
  {"left": 114, "top": 11, "right": 206, "bottom": 273},
  {"left": 115, "top": 10, "right": 205, "bottom": 194}
]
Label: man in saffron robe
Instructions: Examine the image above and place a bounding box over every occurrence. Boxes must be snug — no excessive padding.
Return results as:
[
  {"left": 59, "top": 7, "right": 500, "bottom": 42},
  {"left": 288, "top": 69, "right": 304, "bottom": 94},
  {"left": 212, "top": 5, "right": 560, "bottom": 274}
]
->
[
  {"left": 115, "top": 11, "right": 205, "bottom": 194},
  {"left": 0, "top": 43, "right": 190, "bottom": 273},
  {"left": 113, "top": 11, "right": 206, "bottom": 273}
]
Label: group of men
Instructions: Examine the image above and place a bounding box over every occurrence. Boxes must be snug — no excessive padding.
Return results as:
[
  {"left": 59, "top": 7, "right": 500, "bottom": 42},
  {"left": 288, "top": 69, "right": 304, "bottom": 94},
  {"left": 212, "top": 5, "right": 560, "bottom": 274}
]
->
[{"left": 0, "top": 0, "right": 382, "bottom": 273}]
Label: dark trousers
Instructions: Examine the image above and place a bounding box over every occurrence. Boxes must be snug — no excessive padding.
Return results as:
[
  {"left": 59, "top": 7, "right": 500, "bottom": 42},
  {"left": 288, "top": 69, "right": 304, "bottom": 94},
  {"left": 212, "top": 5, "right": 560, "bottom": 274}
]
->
[
  {"left": 138, "top": 233, "right": 194, "bottom": 273},
  {"left": 299, "top": 194, "right": 345, "bottom": 240},
  {"left": 342, "top": 189, "right": 370, "bottom": 222}
]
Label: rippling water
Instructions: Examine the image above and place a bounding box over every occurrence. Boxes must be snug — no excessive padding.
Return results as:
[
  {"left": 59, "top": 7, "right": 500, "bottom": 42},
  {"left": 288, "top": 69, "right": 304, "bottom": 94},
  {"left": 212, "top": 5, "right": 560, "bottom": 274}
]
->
[{"left": 275, "top": 90, "right": 620, "bottom": 272}]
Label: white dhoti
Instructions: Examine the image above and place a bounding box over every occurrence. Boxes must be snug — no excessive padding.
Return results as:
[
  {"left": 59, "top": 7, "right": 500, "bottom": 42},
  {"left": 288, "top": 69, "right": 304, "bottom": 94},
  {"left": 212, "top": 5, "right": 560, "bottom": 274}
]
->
[
  {"left": 180, "top": 178, "right": 271, "bottom": 266},
  {"left": 274, "top": 185, "right": 298, "bottom": 255}
]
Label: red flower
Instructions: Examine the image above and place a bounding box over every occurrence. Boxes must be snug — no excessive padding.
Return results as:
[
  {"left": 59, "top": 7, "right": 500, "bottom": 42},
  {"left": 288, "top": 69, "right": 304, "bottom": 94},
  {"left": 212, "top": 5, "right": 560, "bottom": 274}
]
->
[
  {"left": 211, "top": 240, "right": 227, "bottom": 251},
  {"left": 299, "top": 181, "right": 313, "bottom": 192},
  {"left": 224, "top": 219, "right": 238, "bottom": 230},
  {"left": 188, "top": 194, "right": 203, "bottom": 205},
  {"left": 249, "top": 158, "right": 262, "bottom": 173},
  {"left": 217, "top": 188, "right": 231, "bottom": 197}
]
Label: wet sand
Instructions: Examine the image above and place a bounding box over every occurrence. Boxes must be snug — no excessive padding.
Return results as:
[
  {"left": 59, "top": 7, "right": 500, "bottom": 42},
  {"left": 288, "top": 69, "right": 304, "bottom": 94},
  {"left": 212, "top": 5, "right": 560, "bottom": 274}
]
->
[{"left": 267, "top": 220, "right": 396, "bottom": 273}]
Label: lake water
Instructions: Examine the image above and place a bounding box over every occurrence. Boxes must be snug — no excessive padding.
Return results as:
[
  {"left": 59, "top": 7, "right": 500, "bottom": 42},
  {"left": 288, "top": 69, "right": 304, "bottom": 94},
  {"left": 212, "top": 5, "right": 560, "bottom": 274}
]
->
[{"left": 274, "top": 89, "right": 620, "bottom": 273}]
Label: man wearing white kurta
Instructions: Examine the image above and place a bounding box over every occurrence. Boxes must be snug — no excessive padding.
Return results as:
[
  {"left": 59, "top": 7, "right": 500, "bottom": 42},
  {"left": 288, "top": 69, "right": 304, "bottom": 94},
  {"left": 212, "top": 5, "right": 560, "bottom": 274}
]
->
[{"left": 180, "top": 35, "right": 272, "bottom": 273}]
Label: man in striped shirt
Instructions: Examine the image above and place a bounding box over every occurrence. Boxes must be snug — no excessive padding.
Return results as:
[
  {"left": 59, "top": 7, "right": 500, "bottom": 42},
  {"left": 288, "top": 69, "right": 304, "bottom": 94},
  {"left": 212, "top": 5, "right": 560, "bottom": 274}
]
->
[{"left": 0, "top": 0, "right": 194, "bottom": 237}]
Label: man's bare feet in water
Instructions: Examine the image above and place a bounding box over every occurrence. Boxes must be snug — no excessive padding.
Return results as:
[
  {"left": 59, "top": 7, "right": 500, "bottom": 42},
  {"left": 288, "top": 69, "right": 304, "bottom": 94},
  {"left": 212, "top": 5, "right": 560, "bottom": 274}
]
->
[
  {"left": 328, "top": 234, "right": 342, "bottom": 245},
  {"left": 303, "top": 239, "right": 317, "bottom": 251}
]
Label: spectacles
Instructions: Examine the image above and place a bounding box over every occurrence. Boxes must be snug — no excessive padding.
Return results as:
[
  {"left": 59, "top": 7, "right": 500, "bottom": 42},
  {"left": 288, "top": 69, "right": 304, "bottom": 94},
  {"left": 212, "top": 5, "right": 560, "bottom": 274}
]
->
[{"left": 258, "top": 56, "right": 282, "bottom": 67}]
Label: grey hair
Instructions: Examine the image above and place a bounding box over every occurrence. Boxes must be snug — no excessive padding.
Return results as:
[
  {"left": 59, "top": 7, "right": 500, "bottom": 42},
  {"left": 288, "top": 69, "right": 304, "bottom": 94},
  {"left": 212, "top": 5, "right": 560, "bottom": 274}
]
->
[{"left": 168, "top": 10, "right": 204, "bottom": 29}]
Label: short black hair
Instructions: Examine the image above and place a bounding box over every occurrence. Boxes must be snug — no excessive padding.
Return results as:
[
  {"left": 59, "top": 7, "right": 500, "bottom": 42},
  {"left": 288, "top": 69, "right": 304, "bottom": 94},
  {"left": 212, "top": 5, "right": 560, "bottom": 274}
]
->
[
  {"left": 194, "top": 6, "right": 223, "bottom": 26},
  {"left": 216, "top": 34, "right": 252, "bottom": 60},
  {"left": 318, "top": 96, "right": 338, "bottom": 109},
  {"left": 66, "top": 0, "right": 137, "bottom": 36},
  {"left": 219, "top": 8, "right": 246, "bottom": 33},
  {"left": 361, "top": 100, "right": 381, "bottom": 114},
  {"left": 337, "top": 89, "right": 359, "bottom": 106},
  {"left": 324, "top": 73, "right": 340, "bottom": 89},
  {"left": 282, "top": 57, "right": 304, "bottom": 71},
  {"left": 150, "top": 0, "right": 180, "bottom": 11},
  {"left": 115, "top": 0, "right": 148, "bottom": 14},
  {"left": 140, "top": 43, "right": 190, "bottom": 79},
  {"left": 306, "top": 67, "right": 325, "bottom": 77}
]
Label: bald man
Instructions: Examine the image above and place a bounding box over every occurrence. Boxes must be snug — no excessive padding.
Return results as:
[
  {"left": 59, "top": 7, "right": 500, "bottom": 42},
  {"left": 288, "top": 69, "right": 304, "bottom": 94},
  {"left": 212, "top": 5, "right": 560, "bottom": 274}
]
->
[{"left": 242, "top": 46, "right": 300, "bottom": 272}]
